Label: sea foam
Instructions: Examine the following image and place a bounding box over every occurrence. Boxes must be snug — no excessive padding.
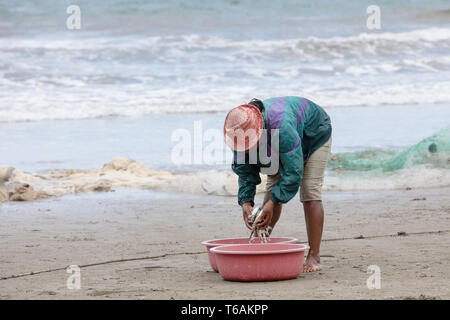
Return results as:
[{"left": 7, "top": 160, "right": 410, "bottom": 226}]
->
[{"left": 2, "top": 128, "right": 448, "bottom": 202}]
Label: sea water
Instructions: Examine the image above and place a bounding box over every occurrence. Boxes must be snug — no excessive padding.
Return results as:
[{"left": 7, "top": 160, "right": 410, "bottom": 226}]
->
[{"left": 0, "top": 0, "right": 449, "bottom": 192}]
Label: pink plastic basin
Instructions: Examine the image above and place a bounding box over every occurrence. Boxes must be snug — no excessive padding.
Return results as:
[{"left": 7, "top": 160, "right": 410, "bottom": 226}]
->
[
  {"left": 201, "top": 237, "right": 298, "bottom": 272},
  {"left": 211, "top": 243, "right": 309, "bottom": 282}
]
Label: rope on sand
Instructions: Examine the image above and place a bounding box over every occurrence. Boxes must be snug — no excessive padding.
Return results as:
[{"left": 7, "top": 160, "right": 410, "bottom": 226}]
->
[
  {"left": 320, "top": 229, "right": 450, "bottom": 242},
  {"left": 1, "top": 229, "right": 449, "bottom": 281},
  {"left": 0, "top": 251, "right": 205, "bottom": 281}
]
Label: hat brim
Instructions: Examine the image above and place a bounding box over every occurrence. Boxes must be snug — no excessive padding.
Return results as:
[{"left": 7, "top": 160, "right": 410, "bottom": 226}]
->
[{"left": 224, "top": 104, "right": 263, "bottom": 152}]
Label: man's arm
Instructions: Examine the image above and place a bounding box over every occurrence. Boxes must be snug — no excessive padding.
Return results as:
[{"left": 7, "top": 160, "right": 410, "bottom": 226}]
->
[{"left": 231, "top": 161, "right": 261, "bottom": 207}]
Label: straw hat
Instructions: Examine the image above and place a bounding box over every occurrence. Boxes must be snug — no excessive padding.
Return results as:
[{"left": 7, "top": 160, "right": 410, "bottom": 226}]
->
[{"left": 224, "top": 104, "right": 263, "bottom": 152}]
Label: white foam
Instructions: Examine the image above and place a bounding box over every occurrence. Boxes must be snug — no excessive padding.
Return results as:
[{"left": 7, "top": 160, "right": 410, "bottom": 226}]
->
[
  {"left": 1, "top": 27, "right": 450, "bottom": 121},
  {"left": 2, "top": 158, "right": 449, "bottom": 202},
  {"left": 325, "top": 167, "right": 450, "bottom": 191},
  {"left": 1, "top": 27, "right": 449, "bottom": 59},
  {"left": 2, "top": 79, "right": 449, "bottom": 122}
]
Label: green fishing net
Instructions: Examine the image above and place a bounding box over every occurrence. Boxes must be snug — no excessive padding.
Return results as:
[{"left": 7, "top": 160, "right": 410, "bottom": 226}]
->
[{"left": 328, "top": 126, "right": 450, "bottom": 172}]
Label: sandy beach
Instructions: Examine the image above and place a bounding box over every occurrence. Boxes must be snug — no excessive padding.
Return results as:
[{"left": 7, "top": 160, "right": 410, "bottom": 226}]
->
[
  {"left": 1, "top": 0, "right": 450, "bottom": 304},
  {"left": 0, "top": 186, "right": 448, "bottom": 300}
]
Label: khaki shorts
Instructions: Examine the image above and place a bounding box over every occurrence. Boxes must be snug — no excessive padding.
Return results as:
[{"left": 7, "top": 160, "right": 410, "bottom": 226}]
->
[{"left": 263, "top": 137, "right": 332, "bottom": 204}]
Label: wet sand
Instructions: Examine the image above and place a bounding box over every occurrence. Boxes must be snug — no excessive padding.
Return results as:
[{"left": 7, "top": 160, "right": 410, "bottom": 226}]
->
[{"left": 0, "top": 187, "right": 449, "bottom": 299}]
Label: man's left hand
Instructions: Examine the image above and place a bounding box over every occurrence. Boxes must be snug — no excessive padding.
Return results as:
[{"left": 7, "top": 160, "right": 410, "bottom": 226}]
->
[{"left": 255, "top": 200, "right": 275, "bottom": 229}]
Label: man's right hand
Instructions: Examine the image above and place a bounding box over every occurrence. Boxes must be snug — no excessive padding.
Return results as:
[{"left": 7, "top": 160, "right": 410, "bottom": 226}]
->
[{"left": 242, "top": 202, "right": 254, "bottom": 230}]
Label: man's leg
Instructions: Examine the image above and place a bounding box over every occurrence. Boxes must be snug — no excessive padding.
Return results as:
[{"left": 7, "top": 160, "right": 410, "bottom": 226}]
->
[
  {"left": 303, "top": 200, "right": 324, "bottom": 272},
  {"left": 300, "top": 137, "right": 331, "bottom": 272}
]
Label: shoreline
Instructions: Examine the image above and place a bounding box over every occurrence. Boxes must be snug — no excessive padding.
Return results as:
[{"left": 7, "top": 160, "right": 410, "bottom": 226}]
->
[
  {"left": 1, "top": 187, "right": 449, "bottom": 299},
  {"left": 1, "top": 104, "right": 449, "bottom": 173}
]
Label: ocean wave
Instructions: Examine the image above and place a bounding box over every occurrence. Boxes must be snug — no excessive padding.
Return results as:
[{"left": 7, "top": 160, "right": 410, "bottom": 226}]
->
[
  {"left": 1, "top": 26, "right": 450, "bottom": 121},
  {"left": 1, "top": 27, "right": 449, "bottom": 62},
  {"left": 1, "top": 80, "right": 450, "bottom": 122}
]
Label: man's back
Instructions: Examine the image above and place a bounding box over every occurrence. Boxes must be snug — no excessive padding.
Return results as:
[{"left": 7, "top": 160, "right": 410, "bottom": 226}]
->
[{"left": 262, "top": 96, "right": 332, "bottom": 161}]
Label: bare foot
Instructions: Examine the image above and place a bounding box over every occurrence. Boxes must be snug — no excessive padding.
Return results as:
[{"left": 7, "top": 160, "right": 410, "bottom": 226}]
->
[{"left": 303, "top": 254, "right": 322, "bottom": 273}]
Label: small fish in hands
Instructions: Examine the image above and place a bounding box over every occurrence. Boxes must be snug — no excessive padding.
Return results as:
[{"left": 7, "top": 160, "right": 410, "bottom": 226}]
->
[{"left": 248, "top": 206, "right": 271, "bottom": 243}]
